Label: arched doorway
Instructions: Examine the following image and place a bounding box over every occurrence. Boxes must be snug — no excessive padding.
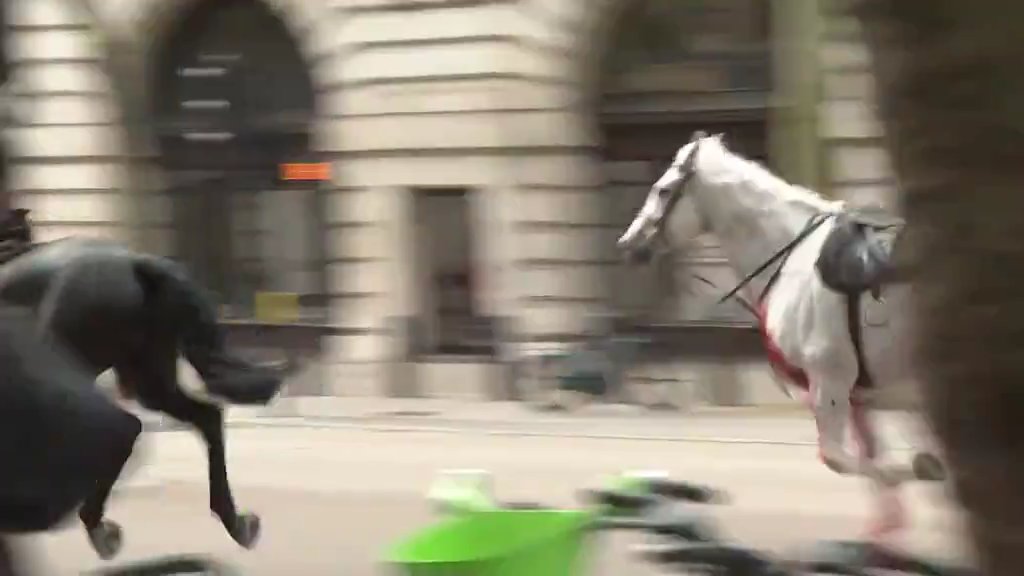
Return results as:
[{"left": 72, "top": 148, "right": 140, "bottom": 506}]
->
[
  {"left": 599, "top": 0, "right": 772, "bottom": 323},
  {"left": 152, "top": 0, "right": 320, "bottom": 320}
]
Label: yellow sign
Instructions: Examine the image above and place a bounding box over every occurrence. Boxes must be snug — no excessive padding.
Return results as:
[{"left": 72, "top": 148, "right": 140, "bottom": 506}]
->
[{"left": 254, "top": 292, "right": 300, "bottom": 323}]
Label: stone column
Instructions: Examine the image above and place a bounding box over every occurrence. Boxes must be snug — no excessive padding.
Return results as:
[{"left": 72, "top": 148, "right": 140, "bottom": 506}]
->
[
  {"left": 705, "top": 360, "right": 746, "bottom": 407},
  {"left": 321, "top": 184, "right": 413, "bottom": 399},
  {"left": 385, "top": 185, "right": 418, "bottom": 398},
  {"left": 6, "top": 0, "right": 130, "bottom": 243},
  {"left": 770, "top": 0, "right": 823, "bottom": 190},
  {"left": 471, "top": 184, "right": 521, "bottom": 400}
]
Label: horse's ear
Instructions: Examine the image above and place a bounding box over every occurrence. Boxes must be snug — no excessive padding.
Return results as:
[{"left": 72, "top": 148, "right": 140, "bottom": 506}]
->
[
  {"left": 690, "top": 130, "right": 708, "bottom": 142},
  {"left": 682, "top": 140, "right": 702, "bottom": 171}
]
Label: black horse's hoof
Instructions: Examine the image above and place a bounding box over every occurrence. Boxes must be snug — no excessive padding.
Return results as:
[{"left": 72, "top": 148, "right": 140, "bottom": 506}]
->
[
  {"left": 229, "top": 513, "right": 261, "bottom": 549},
  {"left": 912, "top": 452, "right": 947, "bottom": 482},
  {"left": 87, "top": 520, "right": 123, "bottom": 560}
]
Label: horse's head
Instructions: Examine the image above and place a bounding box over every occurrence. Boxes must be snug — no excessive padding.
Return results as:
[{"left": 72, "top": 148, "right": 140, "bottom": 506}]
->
[{"left": 617, "top": 131, "right": 720, "bottom": 264}]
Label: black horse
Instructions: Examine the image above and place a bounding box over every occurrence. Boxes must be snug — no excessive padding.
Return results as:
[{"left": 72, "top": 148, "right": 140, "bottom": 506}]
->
[{"left": 0, "top": 231, "right": 292, "bottom": 559}]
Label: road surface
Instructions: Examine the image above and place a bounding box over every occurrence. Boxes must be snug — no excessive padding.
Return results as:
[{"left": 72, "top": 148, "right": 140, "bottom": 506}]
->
[{"left": 11, "top": 408, "right": 969, "bottom": 575}]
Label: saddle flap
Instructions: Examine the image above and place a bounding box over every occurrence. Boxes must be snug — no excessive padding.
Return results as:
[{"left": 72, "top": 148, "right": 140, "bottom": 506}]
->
[{"left": 816, "top": 213, "right": 897, "bottom": 295}]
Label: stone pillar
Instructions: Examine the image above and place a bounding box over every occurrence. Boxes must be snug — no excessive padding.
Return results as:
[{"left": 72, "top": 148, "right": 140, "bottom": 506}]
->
[
  {"left": 473, "top": 184, "right": 522, "bottom": 400},
  {"left": 321, "top": 184, "right": 423, "bottom": 399},
  {"left": 385, "top": 185, "right": 419, "bottom": 398},
  {"left": 770, "top": 0, "right": 823, "bottom": 190},
  {"left": 704, "top": 360, "right": 746, "bottom": 407},
  {"left": 6, "top": 0, "right": 130, "bottom": 243},
  {"left": 509, "top": 154, "right": 609, "bottom": 341}
]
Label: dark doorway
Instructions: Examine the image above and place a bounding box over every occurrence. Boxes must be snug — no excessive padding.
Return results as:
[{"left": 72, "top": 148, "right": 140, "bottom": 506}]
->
[
  {"left": 151, "top": 0, "right": 322, "bottom": 321},
  {"left": 411, "top": 188, "right": 494, "bottom": 356}
]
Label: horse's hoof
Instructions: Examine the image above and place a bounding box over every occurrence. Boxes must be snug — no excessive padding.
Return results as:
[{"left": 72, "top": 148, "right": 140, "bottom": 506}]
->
[
  {"left": 87, "top": 520, "right": 123, "bottom": 560},
  {"left": 230, "top": 513, "right": 261, "bottom": 549},
  {"left": 912, "top": 452, "right": 947, "bottom": 482}
]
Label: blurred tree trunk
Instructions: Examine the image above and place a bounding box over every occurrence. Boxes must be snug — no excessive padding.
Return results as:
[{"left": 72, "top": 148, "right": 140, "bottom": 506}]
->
[{"left": 853, "top": 1, "right": 1024, "bottom": 574}]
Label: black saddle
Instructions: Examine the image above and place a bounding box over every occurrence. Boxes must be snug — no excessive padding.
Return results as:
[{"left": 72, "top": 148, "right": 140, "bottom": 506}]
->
[
  {"left": 0, "top": 209, "right": 31, "bottom": 244},
  {"left": 0, "top": 209, "right": 35, "bottom": 265},
  {"left": 815, "top": 208, "right": 902, "bottom": 300}
]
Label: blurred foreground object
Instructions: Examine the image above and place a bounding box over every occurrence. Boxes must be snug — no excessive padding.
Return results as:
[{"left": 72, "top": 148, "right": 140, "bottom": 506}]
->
[
  {"left": 854, "top": 1, "right": 1024, "bottom": 574},
  {"left": 0, "top": 306, "right": 143, "bottom": 574},
  {"left": 390, "top": 470, "right": 969, "bottom": 576},
  {"left": 0, "top": 306, "right": 141, "bottom": 533}
]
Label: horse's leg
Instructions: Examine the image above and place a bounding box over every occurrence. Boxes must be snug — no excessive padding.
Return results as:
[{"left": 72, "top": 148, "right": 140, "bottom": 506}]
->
[
  {"left": 155, "top": 389, "right": 260, "bottom": 548},
  {"left": 32, "top": 268, "right": 143, "bottom": 559},
  {"left": 77, "top": 405, "right": 142, "bottom": 560},
  {"left": 806, "top": 363, "right": 860, "bottom": 473},
  {"left": 807, "top": 365, "right": 905, "bottom": 539},
  {"left": 133, "top": 347, "right": 259, "bottom": 549},
  {"left": 850, "top": 400, "right": 906, "bottom": 541},
  {"left": 850, "top": 398, "right": 879, "bottom": 460}
]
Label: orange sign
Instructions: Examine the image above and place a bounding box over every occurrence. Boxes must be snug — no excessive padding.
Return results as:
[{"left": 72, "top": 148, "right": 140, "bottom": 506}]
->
[{"left": 279, "top": 162, "right": 331, "bottom": 181}]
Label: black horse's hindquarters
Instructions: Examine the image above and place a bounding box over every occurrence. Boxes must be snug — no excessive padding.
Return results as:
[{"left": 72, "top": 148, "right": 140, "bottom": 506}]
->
[
  {"left": 0, "top": 306, "right": 140, "bottom": 533},
  {"left": 0, "top": 237, "right": 284, "bottom": 556},
  {"left": 0, "top": 238, "right": 285, "bottom": 406}
]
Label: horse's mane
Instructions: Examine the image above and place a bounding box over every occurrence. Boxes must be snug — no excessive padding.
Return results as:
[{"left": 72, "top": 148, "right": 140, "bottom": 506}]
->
[{"left": 704, "top": 138, "right": 841, "bottom": 214}]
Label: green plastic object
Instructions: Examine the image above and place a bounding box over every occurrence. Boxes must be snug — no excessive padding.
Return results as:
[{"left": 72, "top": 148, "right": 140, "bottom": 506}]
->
[{"left": 386, "top": 510, "right": 593, "bottom": 576}]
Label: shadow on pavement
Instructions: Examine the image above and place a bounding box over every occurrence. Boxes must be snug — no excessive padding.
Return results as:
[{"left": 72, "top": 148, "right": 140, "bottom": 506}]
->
[{"left": 84, "top": 555, "right": 238, "bottom": 576}]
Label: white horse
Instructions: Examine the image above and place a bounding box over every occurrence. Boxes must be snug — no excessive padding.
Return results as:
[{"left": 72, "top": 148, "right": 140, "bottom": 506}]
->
[{"left": 616, "top": 131, "right": 939, "bottom": 539}]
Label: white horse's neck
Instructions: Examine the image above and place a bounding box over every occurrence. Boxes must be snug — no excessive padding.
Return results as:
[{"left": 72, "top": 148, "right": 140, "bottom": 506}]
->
[{"left": 689, "top": 140, "right": 840, "bottom": 301}]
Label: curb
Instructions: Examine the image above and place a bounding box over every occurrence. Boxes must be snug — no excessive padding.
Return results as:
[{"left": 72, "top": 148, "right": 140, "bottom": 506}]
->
[
  {"left": 208, "top": 414, "right": 923, "bottom": 452},
  {"left": 138, "top": 399, "right": 927, "bottom": 452},
  {"left": 224, "top": 418, "right": 833, "bottom": 446},
  {"left": 238, "top": 397, "right": 812, "bottom": 421}
]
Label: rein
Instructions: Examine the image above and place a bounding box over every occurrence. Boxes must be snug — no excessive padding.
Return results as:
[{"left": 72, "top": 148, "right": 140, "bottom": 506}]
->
[{"left": 712, "top": 212, "right": 834, "bottom": 311}]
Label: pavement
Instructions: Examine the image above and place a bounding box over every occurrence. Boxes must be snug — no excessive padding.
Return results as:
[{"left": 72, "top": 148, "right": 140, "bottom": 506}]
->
[{"left": 11, "top": 400, "right": 968, "bottom": 576}]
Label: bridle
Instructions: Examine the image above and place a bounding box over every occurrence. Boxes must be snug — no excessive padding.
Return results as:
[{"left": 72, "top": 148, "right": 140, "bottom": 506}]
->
[
  {"left": 644, "top": 133, "right": 704, "bottom": 245},
  {"left": 629, "top": 133, "right": 834, "bottom": 319},
  {"left": 657, "top": 212, "right": 833, "bottom": 321}
]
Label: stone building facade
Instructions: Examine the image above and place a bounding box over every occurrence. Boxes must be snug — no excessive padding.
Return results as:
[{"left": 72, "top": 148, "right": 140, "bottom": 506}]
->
[{"left": 1, "top": 0, "right": 893, "bottom": 405}]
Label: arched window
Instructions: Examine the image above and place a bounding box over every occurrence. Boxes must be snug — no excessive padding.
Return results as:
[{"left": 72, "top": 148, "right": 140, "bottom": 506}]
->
[
  {"left": 599, "top": 0, "right": 772, "bottom": 324},
  {"left": 152, "top": 0, "right": 320, "bottom": 321}
]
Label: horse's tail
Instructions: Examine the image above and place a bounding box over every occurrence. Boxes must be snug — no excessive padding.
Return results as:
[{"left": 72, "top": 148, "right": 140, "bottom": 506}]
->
[{"left": 131, "top": 255, "right": 286, "bottom": 405}]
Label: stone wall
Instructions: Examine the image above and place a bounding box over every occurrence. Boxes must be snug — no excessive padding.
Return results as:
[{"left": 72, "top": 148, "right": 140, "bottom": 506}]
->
[
  {"left": 5, "top": 0, "right": 129, "bottom": 242},
  {"left": 818, "top": 3, "right": 895, "bottom": 209}
]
